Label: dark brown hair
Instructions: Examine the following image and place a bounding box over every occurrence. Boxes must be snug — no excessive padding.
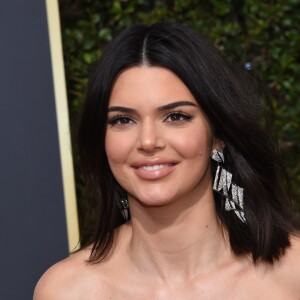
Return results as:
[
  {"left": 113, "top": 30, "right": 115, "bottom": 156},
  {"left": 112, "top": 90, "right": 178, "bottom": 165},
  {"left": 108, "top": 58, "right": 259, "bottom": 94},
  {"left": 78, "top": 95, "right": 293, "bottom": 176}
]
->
[{"left": 78, "top": 22, "right": 297, "bottom": 263}]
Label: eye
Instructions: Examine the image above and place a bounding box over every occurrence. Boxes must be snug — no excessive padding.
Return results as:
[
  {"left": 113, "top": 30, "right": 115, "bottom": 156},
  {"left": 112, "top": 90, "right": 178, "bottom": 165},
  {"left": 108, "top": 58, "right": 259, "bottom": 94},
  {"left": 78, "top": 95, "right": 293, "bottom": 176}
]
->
[
  {"left": 107, "top": 115, "right": 135, "bottom": 126},
  {"left": 164, "top": 111, "right": 192, "bottom": 122}
]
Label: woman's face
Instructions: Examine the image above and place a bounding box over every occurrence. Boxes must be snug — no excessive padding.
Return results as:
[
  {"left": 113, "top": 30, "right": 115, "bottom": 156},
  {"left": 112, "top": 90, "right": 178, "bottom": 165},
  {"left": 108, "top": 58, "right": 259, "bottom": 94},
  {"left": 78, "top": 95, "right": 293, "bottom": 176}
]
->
[{"left": 105, "top": 66, "right": 219, "bottom": 206}]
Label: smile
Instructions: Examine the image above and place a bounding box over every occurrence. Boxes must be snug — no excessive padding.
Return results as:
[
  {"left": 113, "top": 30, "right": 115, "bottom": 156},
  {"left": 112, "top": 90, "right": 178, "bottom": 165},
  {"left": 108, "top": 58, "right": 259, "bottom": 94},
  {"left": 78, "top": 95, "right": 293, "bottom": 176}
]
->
[
  {"left": 132, "top": 162, "right": 177, "bottom": 180},
  {"left": 142, "top": 164, "right": 174, "bottom": 171}
]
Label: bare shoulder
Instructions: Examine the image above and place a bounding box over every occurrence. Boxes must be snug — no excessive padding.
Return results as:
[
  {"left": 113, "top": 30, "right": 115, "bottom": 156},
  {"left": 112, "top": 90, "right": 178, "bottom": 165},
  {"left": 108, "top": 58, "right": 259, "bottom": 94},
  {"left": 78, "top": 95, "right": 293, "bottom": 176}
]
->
[
  {"left": 33, "top": 247, "right": 111, "bottom": 300},
  {"left": 273, "top": 234, "right": 300, "bottom": 290},
  {"left": 282, "top": 234, "right": 300, "bottom": 272},
  {"left": 34, "top": 225, "right": 131, "bottom": 299}
]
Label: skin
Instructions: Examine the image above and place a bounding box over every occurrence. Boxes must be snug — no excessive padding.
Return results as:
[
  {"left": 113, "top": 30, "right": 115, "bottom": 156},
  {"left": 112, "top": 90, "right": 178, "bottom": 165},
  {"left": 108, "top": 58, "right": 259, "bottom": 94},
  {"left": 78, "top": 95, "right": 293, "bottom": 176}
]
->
[{"left": 34, "top": 67, "right": 300, "bottom": 299}]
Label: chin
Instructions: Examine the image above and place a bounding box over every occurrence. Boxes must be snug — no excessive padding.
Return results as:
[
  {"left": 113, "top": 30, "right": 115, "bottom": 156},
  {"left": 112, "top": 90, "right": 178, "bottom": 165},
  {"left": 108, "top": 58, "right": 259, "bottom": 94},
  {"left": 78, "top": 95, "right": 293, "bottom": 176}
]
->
[{"left": 129, "top": 189, "right": 180, "bottom": 208}]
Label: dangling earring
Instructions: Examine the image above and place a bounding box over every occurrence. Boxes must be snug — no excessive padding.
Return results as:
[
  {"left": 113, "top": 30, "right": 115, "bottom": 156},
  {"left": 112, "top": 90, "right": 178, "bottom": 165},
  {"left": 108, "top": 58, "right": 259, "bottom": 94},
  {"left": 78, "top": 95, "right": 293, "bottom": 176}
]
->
[
  {"left": 211, "top": 149, "right": 246, "bottom": 223},
  {"left": 119, "top": 198, "right": 129, "bottom": 221}
]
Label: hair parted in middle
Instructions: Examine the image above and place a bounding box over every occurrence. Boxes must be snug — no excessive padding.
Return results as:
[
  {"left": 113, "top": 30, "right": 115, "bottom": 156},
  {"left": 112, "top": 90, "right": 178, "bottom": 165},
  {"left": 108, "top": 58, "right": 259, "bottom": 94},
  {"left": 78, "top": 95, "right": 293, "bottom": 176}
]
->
[{"left": 78, "top": 22, "right": 296, "bottom": 264}]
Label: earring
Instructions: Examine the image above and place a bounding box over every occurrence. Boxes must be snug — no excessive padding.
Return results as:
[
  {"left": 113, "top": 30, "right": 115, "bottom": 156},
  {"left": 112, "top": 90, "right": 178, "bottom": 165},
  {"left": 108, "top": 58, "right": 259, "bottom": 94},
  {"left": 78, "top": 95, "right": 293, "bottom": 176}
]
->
[
  {"left": 119, "top": 198, "right": 129, "bottom": 221},
  {"left": 212, "top": 149, "right": 246, "bottom": 223}
]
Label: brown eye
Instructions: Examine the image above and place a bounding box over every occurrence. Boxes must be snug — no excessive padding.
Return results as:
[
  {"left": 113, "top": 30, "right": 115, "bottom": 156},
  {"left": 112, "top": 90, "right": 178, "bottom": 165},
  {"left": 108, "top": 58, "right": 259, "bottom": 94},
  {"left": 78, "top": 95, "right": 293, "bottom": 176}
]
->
[
  {"left": 107, "top": 115, "right": 134, "bottom": 126},
  {"left": 165, "top": 112, "right": 192, "bottom": 122}
]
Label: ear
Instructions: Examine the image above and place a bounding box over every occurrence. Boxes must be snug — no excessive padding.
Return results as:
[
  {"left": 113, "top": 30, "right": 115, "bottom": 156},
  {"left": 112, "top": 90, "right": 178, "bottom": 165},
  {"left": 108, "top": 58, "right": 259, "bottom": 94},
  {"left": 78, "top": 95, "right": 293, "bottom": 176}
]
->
[{"left": 212, "top": 137, "right": 225, "bottom": 151}]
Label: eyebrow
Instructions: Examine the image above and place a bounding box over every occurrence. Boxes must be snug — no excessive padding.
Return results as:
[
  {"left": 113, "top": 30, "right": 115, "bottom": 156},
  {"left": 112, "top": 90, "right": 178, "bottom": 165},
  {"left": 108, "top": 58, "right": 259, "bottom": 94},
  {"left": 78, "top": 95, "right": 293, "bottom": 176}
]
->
[
  {"left": 157, "top": 101, "right": 197, "bottom": 111},
  {"left": 107, "top": 100, "right": 197, "bottom": 113},
  {"left": 107, "top": 106, "right": 135, "bottom": 113}
]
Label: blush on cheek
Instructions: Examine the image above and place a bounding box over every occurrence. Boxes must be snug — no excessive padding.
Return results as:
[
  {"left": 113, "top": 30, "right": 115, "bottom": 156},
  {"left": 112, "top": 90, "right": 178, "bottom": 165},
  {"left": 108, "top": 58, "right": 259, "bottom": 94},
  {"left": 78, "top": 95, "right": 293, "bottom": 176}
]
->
[
  {"left": 105, "top": 140, "right": 123, "bottom": 164},
  {"left": 106, "top": 154, "right": 123, "bottom": 167},
  {"left": 105, "top": 134, "right": 134, "bottom": 163},
  {"left": 175, "top": 135, "right": 210, "bottom": 159}
]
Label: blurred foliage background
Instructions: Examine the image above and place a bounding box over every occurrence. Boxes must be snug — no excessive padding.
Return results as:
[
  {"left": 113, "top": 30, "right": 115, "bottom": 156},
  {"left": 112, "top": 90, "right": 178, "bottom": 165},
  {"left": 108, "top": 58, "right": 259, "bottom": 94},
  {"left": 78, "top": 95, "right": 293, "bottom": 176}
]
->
[{"left": 59, "top": 0, "right": 300, "bottom": 241}]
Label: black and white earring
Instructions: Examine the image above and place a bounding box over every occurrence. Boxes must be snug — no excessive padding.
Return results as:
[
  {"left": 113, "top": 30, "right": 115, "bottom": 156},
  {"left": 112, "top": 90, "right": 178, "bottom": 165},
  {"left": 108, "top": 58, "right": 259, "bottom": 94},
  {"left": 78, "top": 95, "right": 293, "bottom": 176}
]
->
[
  {"left": 119, "top": 198, "right": 129, "bottom": 221},
  {"left": 211, "top": 149, "right": 246, "bottom": 223}
]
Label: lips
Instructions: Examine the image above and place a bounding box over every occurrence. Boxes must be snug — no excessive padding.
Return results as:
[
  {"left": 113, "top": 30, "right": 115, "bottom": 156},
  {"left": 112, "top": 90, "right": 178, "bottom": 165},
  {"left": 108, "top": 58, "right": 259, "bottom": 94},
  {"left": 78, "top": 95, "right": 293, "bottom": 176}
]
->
[{"left": 132, "top": 160, "right": 178, "bottom": 180}]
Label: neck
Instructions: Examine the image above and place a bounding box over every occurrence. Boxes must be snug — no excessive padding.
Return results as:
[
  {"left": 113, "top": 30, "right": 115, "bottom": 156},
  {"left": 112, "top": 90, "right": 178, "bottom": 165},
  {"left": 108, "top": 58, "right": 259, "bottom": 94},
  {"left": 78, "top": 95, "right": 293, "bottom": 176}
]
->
[{"left": 127, "top": 187, "right": 230, "bottom": 283}]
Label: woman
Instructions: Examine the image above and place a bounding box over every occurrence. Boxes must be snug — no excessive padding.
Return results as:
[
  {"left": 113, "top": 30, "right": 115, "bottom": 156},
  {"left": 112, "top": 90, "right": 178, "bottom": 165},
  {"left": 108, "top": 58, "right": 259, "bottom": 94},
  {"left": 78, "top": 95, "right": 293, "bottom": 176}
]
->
[{"left": 34, "top": 22, "right": 300, "bottom": 299}]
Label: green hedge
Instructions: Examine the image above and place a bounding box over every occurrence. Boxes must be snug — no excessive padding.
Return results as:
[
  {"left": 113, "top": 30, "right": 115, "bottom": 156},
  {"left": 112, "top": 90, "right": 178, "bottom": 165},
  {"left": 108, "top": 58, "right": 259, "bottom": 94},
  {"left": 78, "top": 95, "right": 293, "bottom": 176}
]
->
[{"left": 59, "top": 0, "right": 300, "bottom": 240}]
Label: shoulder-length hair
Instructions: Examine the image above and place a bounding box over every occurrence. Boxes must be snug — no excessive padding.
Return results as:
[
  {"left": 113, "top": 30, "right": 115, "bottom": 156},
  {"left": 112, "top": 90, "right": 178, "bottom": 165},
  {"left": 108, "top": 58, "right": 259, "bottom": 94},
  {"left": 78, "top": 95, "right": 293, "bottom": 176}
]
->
[{"left": 78, "top": 22, "right": 297, "bottom": 264}]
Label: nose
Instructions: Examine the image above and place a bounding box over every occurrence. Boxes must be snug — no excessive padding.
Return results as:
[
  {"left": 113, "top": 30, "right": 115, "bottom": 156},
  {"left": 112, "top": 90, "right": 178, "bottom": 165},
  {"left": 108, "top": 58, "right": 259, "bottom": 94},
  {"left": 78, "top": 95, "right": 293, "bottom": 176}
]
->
[{"left": 137, "top": 120, "right": 165, "bottom": 152}]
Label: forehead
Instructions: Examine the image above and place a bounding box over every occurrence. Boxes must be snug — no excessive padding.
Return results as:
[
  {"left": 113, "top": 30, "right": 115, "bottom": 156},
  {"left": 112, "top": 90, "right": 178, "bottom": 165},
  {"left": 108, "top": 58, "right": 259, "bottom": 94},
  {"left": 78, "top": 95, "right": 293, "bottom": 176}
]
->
[{"left": 109, "top": 66, "right": 197, "bottom": 108}]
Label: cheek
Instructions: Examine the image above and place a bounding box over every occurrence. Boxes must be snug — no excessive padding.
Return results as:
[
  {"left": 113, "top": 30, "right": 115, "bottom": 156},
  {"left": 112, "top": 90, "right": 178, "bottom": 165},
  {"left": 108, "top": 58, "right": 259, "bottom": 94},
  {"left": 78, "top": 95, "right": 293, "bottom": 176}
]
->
[
  {"left": 172, "top": 126, "right": 213, "bottom": 159},
  {"left": 105, "top": 132, "right": 133, "bottom": 166},
  {"left": 105, "top": 132, "right": 136, "bottom": 191}
]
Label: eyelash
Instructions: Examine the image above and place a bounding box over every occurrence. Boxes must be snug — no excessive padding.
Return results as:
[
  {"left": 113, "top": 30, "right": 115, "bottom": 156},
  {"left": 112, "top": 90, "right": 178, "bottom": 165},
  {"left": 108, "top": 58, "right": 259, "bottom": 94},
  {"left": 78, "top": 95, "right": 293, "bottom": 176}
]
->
[
  {"left": 107, "top": 111, "right": 192, "bottom": 126},
  {"left": 107, "top": 115, "right": 134, "bottom": 126},
  {"left": 164, "top": 111, "right": 192, "bottom": 122}
]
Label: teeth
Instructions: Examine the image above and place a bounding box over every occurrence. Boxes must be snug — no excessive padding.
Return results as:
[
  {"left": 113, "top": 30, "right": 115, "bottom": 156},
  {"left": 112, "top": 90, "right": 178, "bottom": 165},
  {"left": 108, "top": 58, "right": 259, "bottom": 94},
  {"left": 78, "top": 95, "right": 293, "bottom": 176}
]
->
[{"left": 142, "top": 164, "right": 171, "bottom": 171}]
